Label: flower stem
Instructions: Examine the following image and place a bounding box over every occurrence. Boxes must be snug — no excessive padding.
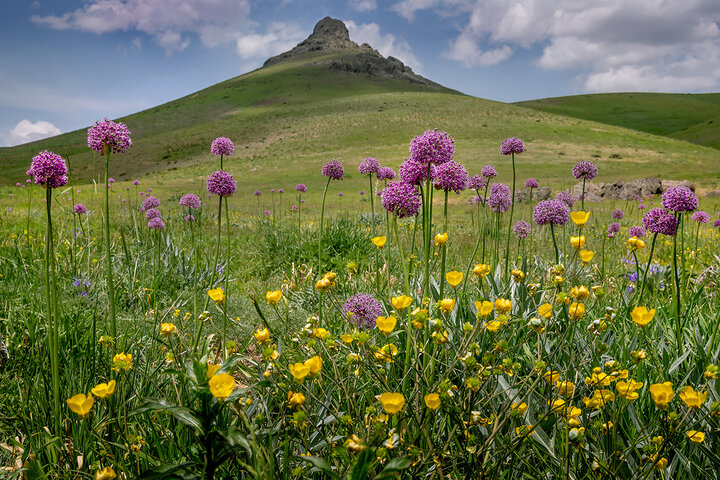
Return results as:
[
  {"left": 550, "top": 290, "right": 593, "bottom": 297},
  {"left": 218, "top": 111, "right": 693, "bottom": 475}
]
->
[
  {"left": 104, "top": 150, "right": 117, "bottom": 338},
  {"left": 318, "top": 177, "right": 331, "bottom": 273},
  {"left": 550, "top": 223, "right": 560, "bottom": 265},
  {"left": 673, "top": 214, "right": 682, "bottom": 347},
  {"left": 45, "top": 186, "right": 61, "bottom": 437},
  {"left": 504, "top": 152, "right": 516, "bottom": 277}
]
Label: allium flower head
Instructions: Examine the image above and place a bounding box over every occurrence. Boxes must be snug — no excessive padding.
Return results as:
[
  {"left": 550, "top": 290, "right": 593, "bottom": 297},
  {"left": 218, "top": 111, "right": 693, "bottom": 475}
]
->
[
  {"left": 211, "top": 137, "right": 234, "bottom": 156},
  {"left": 140, "top": 196, "right": 160, "bottom": 212},
  {"left": 133, "top": 179, "right": 140, "bottom": 185},
  {"left": 108, "top": 178, "right": 115, "bottom": 184},
  {"left": 555, "top": 191, "right": 576, "bottom": 208},
  {"left": 643, "top": 208, "right": 678, "bottom": 236},
  {"left": 714, "top": 219, "right": 720, "bottom": 228},
  {"left": 27, "top": 150, "right": 68, "bottom": 188},
  {"left": 628, "top": 226, "right": 646, "bottom": 238},
  {"left": 278, "top": 188, "right": 284, "bottom": 193},
  {"left": 501, "top": 137, "right": 524, "bottom": 155},
  {"left": 338, "top": 192, "right": 344, "bottom": 197},
  {"left": 179, "top": 193, "right": 201, "bottom": 209},
  {"left": 206, "top": 170, "right": 237, "bottom": 197},
  {"left": 662, "top": 186, "right": 698, "bottom": 212},
  {"left": 433, "top": 161, "right": 468, "bottom": 193},
  {"left": 487, "top": 182, "right": 512, "bottom": 213},
  {"left": 74, "top": 203, "right": 87, "bottom": 214},
  {"left": 525, "top": 178, "right": 539, "bottom": 189},
  {"left": 145, "top": 208, "right": 161, "bottom": 220},
  {"left": 148, "top": 217, "right": 165, "bottom": 230},
  {"left": 612, "top": 209, "right": 624, "bottom": 220},
  {"left": 513, "top": 221, "right": 531, "bottom": 239},
  {"left": 87, "top": 118, "right": 131, "bottom": 154},
  {"left": 358, "top": 157, "right": 380, "bottom": 175},
  {"left": 572, "top": 160, "right": 598, "bottom": 180},
  {"left": 409, "top": 129, "right": 455, "bottom": 165},
  {"left": 399, "top": 158, "right": 433, "bottom": 185},
  {"left": 254, "top": 190, "right": 262, "bottom": 196},
  {"left": 481, "top": 165, "right": 497, "bottom": 178},
  {"left": 468, "top": 174, "right": 488, "bottom": 191},
  {"left": 381, "top": 181, "right": 421, "bottom": 218},
  {"left": 295, "top": 184, "right": 307, "bottom": 192},
  {"left": 343, "top": 293, "right": 383, "bottom": 329},
  {"left": 186, "top": 214, "right": 195, "bottom": 222},
  {"left": 691, "top": 211, "right": 710, "bottom": 224},
  {"left": 533, "top": 199, "right": 570, "bottom": 226},
  {"left": 377, "top": 166, "right": 396, "bottom": 181},
  {"left": 607, "top": 222, "right": 621, "bottom": 238},
  {"left": 321, "top": 160, "right": 344, "bottom": 180}
]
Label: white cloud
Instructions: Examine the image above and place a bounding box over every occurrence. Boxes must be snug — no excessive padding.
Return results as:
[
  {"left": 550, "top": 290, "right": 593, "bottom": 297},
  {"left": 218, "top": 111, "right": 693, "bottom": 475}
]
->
[
  {"left": 1, "top": 120, "right": 62, "bottom": 147},
  {"left": 345, "top": 21, "right": 422, "bottom": 72},
  {"left": 233, "top": 22, "right": 305, "bottom": 60},
  {"left": 394, "top": 0, "right": 720, "bottom": 92},
  {"left": 348, "top": 0, "right": 377, "bottom": 12}
]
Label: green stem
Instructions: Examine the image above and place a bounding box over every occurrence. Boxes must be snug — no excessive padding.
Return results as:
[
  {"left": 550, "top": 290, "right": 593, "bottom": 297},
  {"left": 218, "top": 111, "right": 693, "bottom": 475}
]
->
[
  {"left": 223, "top": 197, "right": 231, "bottom": 360},
  {"left": 504, "top": 152, "right": 516, "bottom": 277},
  {"left": 318, "top": 177, "right": 331, "bottom": 273},
  {"left": 550, "top": 223, "right": 560, "bottom": 265},
  {"left": 673, "top": 215, "right": 682, "bottom": 347},
  {"left": 393, "top": 217, "right": 410, "bottom": 295},
  {"left": 194, "top": 196, "right": 223, "bottom": 354},
  {"left": 104, "top": 150, "right": 117, "bottom": 337},
  {"left": 637, "top": 233, "right": 658, "bottom": 301},
  {"left": 439, "top": 191, "right": 448, "bottom": 298},
  {"left": 581, "top": 178, "right": 586, "bottom": 211},
  {"left": 45, "top": 186, "right": 61, "bottom": 438}
]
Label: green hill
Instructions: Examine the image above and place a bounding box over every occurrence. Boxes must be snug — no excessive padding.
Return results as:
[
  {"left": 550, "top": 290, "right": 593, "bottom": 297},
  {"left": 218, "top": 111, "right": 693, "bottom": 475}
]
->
[{"left": 516, "top": 92, "right": 720, "bottom": 150}]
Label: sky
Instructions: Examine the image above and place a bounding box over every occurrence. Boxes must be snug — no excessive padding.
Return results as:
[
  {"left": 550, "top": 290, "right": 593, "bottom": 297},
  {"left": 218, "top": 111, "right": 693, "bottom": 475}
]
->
[{"left": 1, "top": 0, "right": 719, "bottom": 147}]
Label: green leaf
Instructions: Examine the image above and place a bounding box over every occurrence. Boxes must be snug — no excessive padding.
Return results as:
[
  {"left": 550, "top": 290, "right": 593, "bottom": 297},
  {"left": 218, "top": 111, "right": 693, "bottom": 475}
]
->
[
  {"left": 137, "top": 462, "right": 202, "bottom": 479},
  {"left": 350, "top": 448, "right": 376, "bottom": 480},
  {"left": 298, "top": 455, "right": 337, "bottom": 479},
  {"left": 133, "top": 398, "right": 203, "bottom": 433},
  {"left": 374, "top": 456, "right": 411, "bottom": 479}
]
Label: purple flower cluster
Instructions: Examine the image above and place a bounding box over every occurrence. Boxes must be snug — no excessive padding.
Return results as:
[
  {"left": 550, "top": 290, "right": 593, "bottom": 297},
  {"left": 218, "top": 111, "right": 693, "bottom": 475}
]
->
[
  {"left": 179, "top": 193, "right": 201, "bottom": 209},
  {"left": 661, "top": 186, "right": 698, "bottom": 213},
  {"left": 642, "top": 208, "right": 678, "bottom": 236},
  {"left": 628, "top": 226, "right": 646, "bottom": 238},
  {"left": 513, "top": 220, "right": 531, "bottom": 239},
  {"left": 27, "top": 150, "right": 68, "bottom": 188},
  {"left": 525, "top": 178, "right": 539, "bottom": 189},
  {"left": 555, "top": 191, "right": 575, "bottom": 208},
  {"left": 434, "top": 161, "right": 468, "bottom": 193},
  {"left": 612, "top": 209, "right": 624, "bottom": 220},
  {"left": 148, "top": 217, "right": 165, "bottom": 230},
  {"left": 343, "top": 293, "right": 383, "bottom": 329},
  {"left": 321, "top": 160, "right": 344, "bottom": 180},
  {"left": 87, "top": 118, "right": 132, "bottom": 154},
  {"left": 206, "top": 170, "right": 237, "bottom": 197},
  {"left": 607, "top": 222, "right": 621, "bottom": 238},
  {"left": 714, "top": 219, "right": 720, "bottom": 228},
  {"left": 381, "top": 181, "right": 421, "bottom": 218},
  {"left": 399, "top": 158, "right": 433, "bottom": 185},
  {"left": 481, "top": 165, "right": 497, "bottom": 178},
  {"left": 74, "top": 203, "right": 87, "bottom": 214},
  {"left": 409, "top": 129, "right": 455, "bottom": 165},
  {"left": 501, "top": 137, "right": 524, "bottom": 155},
  {"left": 533, "top": 199, "right": 570, "bottom": 226},
  {"left": 145, "top": 208, "right": 161, "bottom": 220},
  {"left": 133, "top": 180, "right": 140, "bottom": 186},
  {"left": 691, "top": 211, "right": 710, "bottom": 224},
  {"left": 211, "top": 137, "right": 234, "bottom": 156},
  {"left": 572, "top": 160, "right": 598, "bottom": 180},
  {"left": 377, "top": 166, "right": 396, "bottom": 181},
  {"left": 468, "top": 174, "right": 488, "bottom": 192},
  {"left": 254, "top": 190, "right": 262, "bottom": 196},
  {"left": 295, "top": 184, "right": 307, "bottom": 192},
  {"left": 487, "top": 182, "right": 512, "bottom": 213},
  {"left": 140, "top": 196, "right": 160, "bottom": 212},
  {"left": 358, "top": 157, "right": 380, "bottom": 175}
]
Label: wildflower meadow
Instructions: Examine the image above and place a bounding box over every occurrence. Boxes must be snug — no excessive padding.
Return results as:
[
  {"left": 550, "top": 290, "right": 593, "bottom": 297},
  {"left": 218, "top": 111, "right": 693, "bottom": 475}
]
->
[{"left": 1, "top": 124, "right": 720, "bottom": 479}]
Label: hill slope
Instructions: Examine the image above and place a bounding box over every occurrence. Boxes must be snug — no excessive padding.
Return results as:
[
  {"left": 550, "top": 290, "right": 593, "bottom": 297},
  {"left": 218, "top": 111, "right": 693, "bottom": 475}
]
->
[{"left": 516, "top": 93, "right": 720, "bottom": 150}]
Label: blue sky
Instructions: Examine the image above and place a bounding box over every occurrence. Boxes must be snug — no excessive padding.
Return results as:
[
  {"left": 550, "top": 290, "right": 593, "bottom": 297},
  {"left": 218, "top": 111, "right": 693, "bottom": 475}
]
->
[{"left": 1, "top": 0, "right": 719, "bottom": 146}]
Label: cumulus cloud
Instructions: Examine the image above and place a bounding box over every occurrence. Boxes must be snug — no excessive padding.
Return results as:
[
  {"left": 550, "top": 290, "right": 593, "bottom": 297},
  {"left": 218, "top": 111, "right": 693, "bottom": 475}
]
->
[
  {"left": 394, "top": 0, "right": 720, "bottom": 92},
  {"left": 234, "top": 22, "right": 305, "bottom": 60},
  {"left": 1, "top": 120, "right": 61, "bottom": 147},
  {"left": 349, "top": 0, "right": 377, "bottom": 12},
  {"left": 32, "top": 0, "right": 251, "bottom": 54},
  {"left": 345, "top": 21, "right": 422, "bottom": 72}
]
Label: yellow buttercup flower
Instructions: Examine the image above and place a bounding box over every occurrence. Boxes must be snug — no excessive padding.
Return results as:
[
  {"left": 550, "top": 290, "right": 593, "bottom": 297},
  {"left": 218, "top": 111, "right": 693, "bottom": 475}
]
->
[
  {"left": 266, "top": 290, "right": 283, "bottom": 305},
  {"left": 424, "top": 393, "right": 441, "bottom": 410},
  {"left": 538, "top": 303, "right": 553, "bottom": 318},
  {"left": 304, "top": 355, "right": 323, "bottom": 375},
  {"left": 312, "top": 327, "right": 329, "bottom": 339},
  {"left": 570, "top": 211, "right": 590, "bottom": 228},
  {"left": 679, "top": 386, "right": 707, "bottom": 409},
  {"left": 95, "top": 467, "right": 117, "bottom": 480},
  {"left": 160, "top": 322, "right": 176, "bottom": 336},
  {"left": 475, "top": 300, "right": 494, "bottom": 317},
  {"left": 209, "top": 372, "right": 235, "bottom": 399},
  {"left": 376, "top": 316, "right": 397, "bottom": 334},
  {"left": 208, "top": 287, "right": 225, "bottom": 304},
  {"left": 473, "top": 263, "right": 490, "bottom": 277},
  {"left": 438, "top": 298, "right": 456, "bottom": 313},
  {"left": 627, "top": 236, "right": 645, "bottom": 251},
  {"left": 207, "top": 363, "right": 221, "bottom": 378},
  {"left": 67, "top": 393, "right": 94, "bottom": 418},
  {"left": 371, "top": 236, "right": 387, "bottom": 248},
  {"left": 511, "top": 402, "right": 528, "bottom": 414},
  {"left": 631, "top": 306, "right": 655, "bottom": 328},
  {"left": 570, "top": 285, "right": 590, "bottom": 299},
  {"left": 112, "top": 352, "right": 133, "bottom": 372},
  {"left": 582, "top": 389, "right": 615, "bottom": 409},
  {"left": 495, "top": 298, "right": 512, "bottom": 314},
  {"left": 511, "top": 269, "right": 525, "bottom": 282},
  {"left": 686, "top": 430, "right": 705, "bottom": 444},
  {"left": 374, "top": 343, "right": 399, "bottom": 362},
  {"left": 340, "top": 333, "right": 354, "bottom": 344},
  {"left": 288, "top": 391, "right": 306, "bottom": 408},
  {"left": 254, "top": 327, "right": 270, "bottom": 343},
  {"left": 570, "top": 235, "right": 585, "bottom": 249},
  {"left": 649, "top": 382, "right": 674, "bottom": 409},
  {"left": 579, "top": 250, "right": 595, "bottom": 264},
  {"left": 446, "top": 271, "right": 463, "bottom": 288},
  {"left": 392, "top": 295, "right": 412, "bottom": 310},
  {"left": 484, "top": 320, "right": 504, "bottom": 332},
  {"left": 91, "top": 380, "right": 116, "bottom": 399},
  {"left": 556, "top": 380, "right": 575, "bottom": 397},
  {"left": 378, "top": 392, "right": 405, "bottom": 415},
  {"left": 616, "top": 379, "right": 643, "bottom": 401},
  {"left": 289, "top": 362, "right": 311, "bottom": 382},
  {"left": 568, "top": 302, "right": 585, "bottom": 320},
  {"left": 544, "top": 371, "right": 560, "bottom": 384},
  {"left": 434, "top": 232, "right": 448, "bottom": 247}
]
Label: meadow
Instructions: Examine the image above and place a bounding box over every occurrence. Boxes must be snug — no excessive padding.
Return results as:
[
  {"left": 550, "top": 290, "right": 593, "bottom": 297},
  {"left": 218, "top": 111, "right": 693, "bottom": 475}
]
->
[{"left": 0, "top": 123, "right": 719, "bottom": 480}]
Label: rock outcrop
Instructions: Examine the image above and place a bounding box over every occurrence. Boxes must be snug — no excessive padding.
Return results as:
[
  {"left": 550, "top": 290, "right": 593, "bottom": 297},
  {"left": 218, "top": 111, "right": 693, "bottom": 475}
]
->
[{"left": 571, "top": 178, "right": 695, "bottom": 202}]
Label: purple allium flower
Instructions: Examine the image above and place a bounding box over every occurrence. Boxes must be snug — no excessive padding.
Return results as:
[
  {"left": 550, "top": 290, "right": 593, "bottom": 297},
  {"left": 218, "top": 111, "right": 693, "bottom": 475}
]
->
[
  {"left": 206, "top": 170, "right": 237, "bottom": 197},
  {"left": 555, "top": 191, "right": 575, "bottom": 208},
  {"left": 612, "top": 209, "right": 624, "bottom": 220},
  {"left": 179, "top": 193, "right": 201, "bottom": 209},
  {"left": 691, "top": 211, "right": 710, "bottom": 224},
  {"left": 572, "top": 160, "right": 598, "bottom": 181},
  {"left": 358, "top": 157, "right": 380, "bottom": 175},
  {"left": 278, "top": 188, "right": 284, "bottom": 194},
  {"left": 8, "top": 194, "right": 13, "bottom": 198},
  {"left": 513, "top": 220, "right": 531, "bottom": 239},
  {"left": 295, "top": 184, "right": 307, "bottom": 192},
  {"left": 343, "top": 293, "right": 383, "bottom": 329},
  {"left": 108, "top": 178, "right": 115, "bottom": 185},
  {"left": 186, "top": 214, "right": 195, "bottom": 222},
  {"left": 270, "top": 189, "right": 275, "bottom": 193},
  {"left": 474, "top": 195, "right": 483, "bottom": 204},
  {"left": 628, "top": 226, "right": 646, "bottom": 238},
  {"left": 399, "top": 158, "right": 433, "bottom": 185},
  {"left": 15, "top": 183, "right": 21, "bottom": 187},
  {"left": 321, "top": 160, "right": 344, "bottom": 180},
  {"left": 133, "top": 179, "right": 140, "bottom": 186},
  {"left": 148, "top": 217, "right": 165, "bottom": 230},
  {"left": 140, "top": 195, "right": 160, "bottom": 212},
  {"left": 87, "top": 118, "right": 131, "bottom": 154},
  {"left": 73, "top": 203, "right": 87, "bottom": 214},
  {"left": 468, "top": 174, "right": 488, "bottom": 191},
  {"left": 291, "top": 205, "right": 298, "bottom": 211},
  {"left": 254, "top": 190, "right": 262, "bottom": 196},
  {"left": 638, "top": 203, "right": 646, "bottom": 210},
  {"left": 487, "top": 182, "right": 512, "bottom": 213},
  {"left": 145, "top": 208, "right": 161, "bottom": 220},
  {"left": 27, "top": 150, "right": 68, "bottom": 188},
  {"left": 607, "top": 222, "right": 621, "bottom": 238},
  {"left": 377, "top": 166, "right": 396, "bottom": 181},
  {"left": 147, "top": 188, "right": 152, "bottom": 192},
  {"left": 481, "top": 165, "right": 497, "bottom": 178},
  {"left": 662, "top": 186, "right": 698, "bottom": 213},
  {"left": 714, "top": 219, "right": 720, "bottom": 228},
  {"left": 211, "top": 137, "right": 234, "bottom": 156},
  {"left": 409, "top": 129, "right": 455, "bottom": 165},
  {"left": 434, "top": 160, "right": 468, "bottom": 193},
  {"left": 264, "top": 210, "right": 271, "bottom": 216},
  {"left": 533, "top": 199, "right": 570, "bottom": 226},
  {"left": 643, "top": 208, "right": 678, "bottom": 236},
  {"left": 525, "top": 178, "right": 539, "bottom": 189},
  {"left": 360, "top": 190, "right": 365, "bottom": 195},
  {"left": 501, "top": 137, "right": 524, "bottom": 155},
  {"left": 338, "top": 192, "right": 344, "bottom": 197},
  {"left": 381, "top": 181, "right": 421, "bottom": 218}
]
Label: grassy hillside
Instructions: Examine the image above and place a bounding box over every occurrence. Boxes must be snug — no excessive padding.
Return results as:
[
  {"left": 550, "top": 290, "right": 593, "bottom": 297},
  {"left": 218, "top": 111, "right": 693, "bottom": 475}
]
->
[{"left": 516, "top": 92, "right": 720, "bottom": 150}]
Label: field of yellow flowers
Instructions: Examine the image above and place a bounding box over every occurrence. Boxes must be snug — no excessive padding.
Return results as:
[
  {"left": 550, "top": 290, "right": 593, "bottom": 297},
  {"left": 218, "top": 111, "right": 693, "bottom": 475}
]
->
[{"left": 0, "top": 123, "right": 719, "bottom": 479}]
